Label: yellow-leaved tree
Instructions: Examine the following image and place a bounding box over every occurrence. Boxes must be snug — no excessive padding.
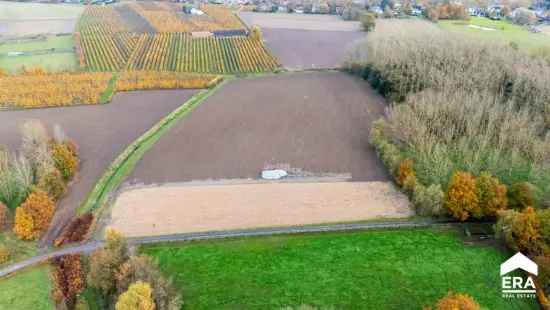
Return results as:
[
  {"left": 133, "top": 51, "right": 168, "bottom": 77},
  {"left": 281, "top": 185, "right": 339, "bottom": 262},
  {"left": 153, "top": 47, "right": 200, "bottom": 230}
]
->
[{"left": 116, "top": 281, "right": 155, "bottom": 310}]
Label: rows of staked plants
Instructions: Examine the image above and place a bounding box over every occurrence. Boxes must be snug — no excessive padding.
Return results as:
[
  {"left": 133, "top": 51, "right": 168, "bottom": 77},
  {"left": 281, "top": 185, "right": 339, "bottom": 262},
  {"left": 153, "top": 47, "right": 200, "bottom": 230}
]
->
[
  {"left": 346, "top": 19, "right": 550, "bottom": 305},
  {"left": 128, "top": 2, "right": 245, "bottom": 33},
  {"left": 115, "top": 71, "right": 221, "bottom": 91},
  {"left": 128, "top": 2, "right": 187, "bottom": 33},
  {"left": 126, "top": 33, "right": 279, "bottom": 73},
  {"left": 0, "top": 69, "right": 113, "bottom": 108},
  {"left": 76, "top": 6, "right": 132, "bottom": 71},
  {"left": 75, "top": 5, "right": 278, "bottom": 73}
]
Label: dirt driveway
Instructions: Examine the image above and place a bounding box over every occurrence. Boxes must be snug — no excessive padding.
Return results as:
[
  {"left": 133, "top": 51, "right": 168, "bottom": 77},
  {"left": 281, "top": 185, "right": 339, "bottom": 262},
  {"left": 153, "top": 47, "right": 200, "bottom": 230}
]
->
[
  {"left": 0, "top": 90, "right": 197, "bottom": 245},
  {"left": 108, "top": 181, "right": 412, "bottom": 237},
  {"left": 128, "top": 72, "right": 389, "bottom": 186}
]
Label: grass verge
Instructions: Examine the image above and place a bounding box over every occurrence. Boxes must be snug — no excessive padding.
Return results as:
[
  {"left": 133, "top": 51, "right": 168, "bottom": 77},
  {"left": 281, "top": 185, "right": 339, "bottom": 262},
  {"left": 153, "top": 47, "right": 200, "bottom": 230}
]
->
[
  {"left": 99, "top": 73, "right": 118, "bottom": 104},
  {"left": 0, "top": 265, "right": 53, "bottom": 310},
  {"left": 78, "top": 79, "right": 229, "bottom": 218},
  {"left": 142, "top": 227, "right": 536, "bottom": 310},
  {"left": 0, "top": 231, "right": 38, "bottom": 268}
]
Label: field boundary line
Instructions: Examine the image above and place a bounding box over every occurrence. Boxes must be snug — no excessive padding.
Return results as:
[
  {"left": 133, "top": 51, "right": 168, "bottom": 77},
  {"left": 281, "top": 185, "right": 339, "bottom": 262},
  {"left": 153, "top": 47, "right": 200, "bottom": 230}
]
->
[
  {"left": 77, "top": 79, "right": 229, "bottom": 220},
  {"left": 0, "top": 219, "right": 455, "bottom": 278}
]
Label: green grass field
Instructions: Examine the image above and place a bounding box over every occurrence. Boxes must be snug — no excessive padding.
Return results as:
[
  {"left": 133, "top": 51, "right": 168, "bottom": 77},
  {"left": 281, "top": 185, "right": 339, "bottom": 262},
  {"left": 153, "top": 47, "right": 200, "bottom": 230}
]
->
[
  {"left": 0, "top": 266, "right": 53, "bottom": 310},
  {"left": 142, "top": 228, "right": 537, "bottom": 309},
  {"left": 0, "top": 35, "right": 78, "bottom": 73},
  {"left": 439, "top": 17, "right": 550, "bottom": 50}
]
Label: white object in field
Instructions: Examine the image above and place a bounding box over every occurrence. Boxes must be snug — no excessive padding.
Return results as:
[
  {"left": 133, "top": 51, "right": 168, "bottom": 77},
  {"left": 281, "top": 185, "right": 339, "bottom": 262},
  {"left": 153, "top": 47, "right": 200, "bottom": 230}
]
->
[{"left": 262, "top": 170, "right": 288, "bottom": 180}]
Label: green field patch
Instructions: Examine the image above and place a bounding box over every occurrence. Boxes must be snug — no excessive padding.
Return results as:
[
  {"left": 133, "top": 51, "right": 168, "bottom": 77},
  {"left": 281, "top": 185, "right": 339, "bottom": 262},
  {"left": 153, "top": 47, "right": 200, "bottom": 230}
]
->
[
  {"left": 142, "top": 228, "right": 537, "bottom": 309},
  {"left": 439, "top": 17, "right": 550, "bottom": 50},
  {"left": 0, "top": 265, "right": 53, "bottom": 310},
  {"left": 0, "top": 35, "right": 78, "bottom": 73}
]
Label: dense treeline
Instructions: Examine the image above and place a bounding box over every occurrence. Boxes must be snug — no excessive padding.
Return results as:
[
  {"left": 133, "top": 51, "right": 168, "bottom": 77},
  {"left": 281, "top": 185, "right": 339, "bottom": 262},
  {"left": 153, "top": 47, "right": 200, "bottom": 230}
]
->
[{"left": 346, "top": 20, "right": 550, "bottom": 305}]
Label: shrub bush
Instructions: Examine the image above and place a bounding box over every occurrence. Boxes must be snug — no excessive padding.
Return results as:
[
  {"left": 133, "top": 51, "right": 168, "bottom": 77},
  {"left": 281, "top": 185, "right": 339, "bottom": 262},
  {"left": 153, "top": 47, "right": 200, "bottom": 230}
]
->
[
  {"left": 512, "top": 8, "right": 537, "bottom": 25},
  {"left": 0, "top": 202, "right": 9, "bottom": 229},
  {"left": 396, "top": 159, "right": 416, "bottom": 192},
  {"left": 51, "top": 254, "right": 85, "bottom": 308},
  {"left": 0, "top": 246, "right": 10, "bottom": 264},
  {"left": 360, "top": 13, "right": 376, "bottom": 32},
  {"left": 413, "top": 183, "right": 444, "bottom": 216},
  {"left": 369, "top": 120, "right": 402, "bottom": 174},
  {"left": 51, "top": 142, "right": 79, "bottom": 181},
  {"left": 115, "top": 281, "right": 155, "bottom": 310},
  {"left": 475, "top": 172, "right": 507, "bottom": 218},
  {"left": 495, "top": 207, "right": 542, "bottom": 254},
  {"left": 116, "top": 255, "right": 182, "bottom": 310},
  {"left": 88, "top": 229, "right": 129, "bottom": 296},
  {"left": 55, "top": 213, "right": 94, "bottom": 247},
  {"left": 0, "top": 151, "right": 33, "bottom": 210},
  {"left": 21, "top": 190, "right": 55, "bottom": 233},
  {"left": 538, "top": 209, "right": 550, "bottom": 244},
  {"left": 13, "top": 207, "right": 37, "bottom": 240},
  {"left": 435, "top": 291, "right": 480, "bottom": 310},
  {"left": 13, "top": 190, "right": 55, "bottom": 240},
  {"left": 445, "top": 172, "right": 480, "bottom": 221},
  {"left": 508, "top": 182, "right": 535, "bottom": 210},
  {"left": 37, "top": 168, "right": 66, "bottom": 201}
]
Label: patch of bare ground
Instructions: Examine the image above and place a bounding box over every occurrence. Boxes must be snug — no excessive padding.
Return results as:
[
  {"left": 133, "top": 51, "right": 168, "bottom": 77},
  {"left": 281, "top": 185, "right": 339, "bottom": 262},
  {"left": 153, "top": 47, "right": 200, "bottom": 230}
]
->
[
  {"left": 0, "top": 90, "right": 198, "bottom": 246},
  {"left": 239, "top": 12, "right": 361, "bottom": 31},
  {"left": 107, "top": 181, "right": 412, "bottom": 238},
  {"left": 127, "top": 72, "right": 389, "bottom": 185}
]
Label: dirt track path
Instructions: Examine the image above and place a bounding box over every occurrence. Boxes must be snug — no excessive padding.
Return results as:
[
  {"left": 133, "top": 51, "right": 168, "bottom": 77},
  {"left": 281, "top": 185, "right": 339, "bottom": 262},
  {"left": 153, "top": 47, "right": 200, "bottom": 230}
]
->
[{"left": 0, "top": 90, "right": 197, "bottom": 246}]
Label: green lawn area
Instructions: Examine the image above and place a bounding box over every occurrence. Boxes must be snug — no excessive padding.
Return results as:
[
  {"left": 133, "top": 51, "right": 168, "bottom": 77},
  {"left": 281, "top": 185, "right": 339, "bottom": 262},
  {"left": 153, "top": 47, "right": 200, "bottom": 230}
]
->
[
  {"left": 0, "top": 266, "right": 53, "bottom": 310},
  {"left": 0, "top": 231, "right": 38, "bottom": 268},
  {"left": 439, "top": 17, "right": 550, "bottom": 50},
  {"left": 142, "top": 228, "right": 537, "bottom": 309},
  {"left": 0, "top": 35, "right": 78, "bottom": 73}
]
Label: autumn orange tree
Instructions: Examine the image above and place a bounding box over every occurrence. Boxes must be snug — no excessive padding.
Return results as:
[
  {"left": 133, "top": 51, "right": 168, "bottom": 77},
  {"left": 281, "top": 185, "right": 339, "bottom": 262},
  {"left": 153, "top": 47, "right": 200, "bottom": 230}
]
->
[
  {"left": 445, "top": 171, "right": 480, "bottom": 221},
  {"left": 51, "top": 254, "right": 85, "bottom": 308},
  {"left": 495, "top": 207, "right": 541, "bottom": 253},
  {"left": 475, "top": 172, "right": 507, "bottom": 218},
  {"left": 51, "top": 142, "right": 79, "bottom": 181},
  {"left": 435, "top": 292, "right": 480, "bottom": 310},
  {"left": 13, "top": 190, "right": 55, "bottom": 240}
]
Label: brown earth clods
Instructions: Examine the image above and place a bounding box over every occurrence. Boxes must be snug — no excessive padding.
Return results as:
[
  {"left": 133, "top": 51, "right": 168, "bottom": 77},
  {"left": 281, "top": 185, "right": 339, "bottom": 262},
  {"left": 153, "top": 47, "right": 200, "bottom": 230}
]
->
[
  {"left": 128, "top": 72, "right": 389, "bottom": 185},
  {"left": 0, "top": 90, "right": 197, "bottom": 246}
]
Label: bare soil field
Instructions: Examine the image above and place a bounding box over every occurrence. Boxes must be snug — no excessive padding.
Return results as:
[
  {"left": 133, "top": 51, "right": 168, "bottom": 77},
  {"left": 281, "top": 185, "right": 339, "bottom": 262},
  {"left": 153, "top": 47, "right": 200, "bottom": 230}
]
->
[
  {"left": 128, "top": 72, "right": 389, "bottom": 186},
  {"left": 239, "top": 12, "right": 361, "bottom": 31},
  {"left": 261, "top": 28, "right": 364, "bottom": 69},
  {"left": 115, "top": 5, "right": 156, "bottom": 34},
  {"left": 0, "top": 20, "right": 78, "bottom": 37},
  {"left": 0, "top": 90, "right": 197, "bottom": 245},
  {"left": 0, "top": 1, "right": 83, "bottom": 36},
  {"left": 108, "top": 181, "right": 412, "bottom": 237},
  {"left": 239, "top": 12, "right": 364, "bottom": 69}
]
